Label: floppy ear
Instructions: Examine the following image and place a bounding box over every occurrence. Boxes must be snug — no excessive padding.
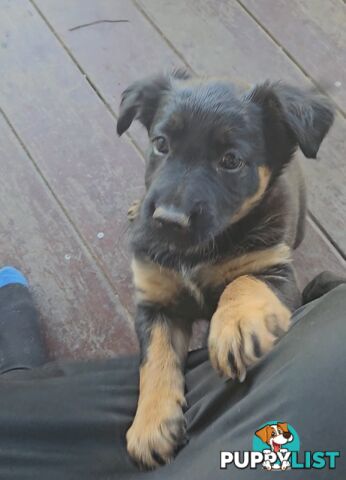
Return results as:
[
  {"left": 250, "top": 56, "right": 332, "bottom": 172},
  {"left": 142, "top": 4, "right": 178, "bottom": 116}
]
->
[
  {"left": 249, "top": 82, "right": 334, "bottom": 159},
  {"left": 117, "top": 69, "right": 190, "bottom": 136},
  {"left": 255, "top": 425, "right": 271, "bottom": 444},
  {"left": 277, "top": 422, "right": 289, "bottom": 433},
  {"left": 116, "top": 74, "right": 170, "bottom": 136}
]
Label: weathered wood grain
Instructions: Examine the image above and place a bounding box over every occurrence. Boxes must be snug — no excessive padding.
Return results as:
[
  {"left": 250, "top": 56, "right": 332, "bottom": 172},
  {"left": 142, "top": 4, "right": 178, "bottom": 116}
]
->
[
  {"left": 136, "top": 0, "right": 346, "bottom": 257},
  {"left": 33, "top": 0, "right": 346, "bottom": 261},
  {"left": 0, "top": 113, "right": 137, "bottom": 360},
  {"left": 240, "top": 0, "right": 346, "bottom": 113},
  {"left": 0, "top": 0, "right": 146, "bottom": 311},
  {"left": 0, "top": 0, "right": 344, "bottom": 364},
  {"left": 33, "top": 0, "right": 184, "bottom": 152},
  {"left": 294, "top": 217, "right": 346, "bottom": 290},
  {"left": 3, "top": 0, "right": 343, "bottom": 288}
]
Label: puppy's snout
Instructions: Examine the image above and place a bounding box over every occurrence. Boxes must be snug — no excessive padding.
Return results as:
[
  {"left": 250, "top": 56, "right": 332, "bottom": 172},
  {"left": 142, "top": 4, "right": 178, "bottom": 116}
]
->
[
  {"left": 153, "top": 205, "right": 190, "bottom": 230},
  {"left": 283, "top": 432, "right": 291, "bottom": 439}
]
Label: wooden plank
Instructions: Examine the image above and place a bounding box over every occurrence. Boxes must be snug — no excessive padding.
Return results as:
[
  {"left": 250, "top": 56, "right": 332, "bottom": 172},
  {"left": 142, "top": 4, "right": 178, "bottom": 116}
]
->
[
  {"left": 240, "top": 0, "right": 346, "bottom": 113},
  {"left": 33, "top": 0, "right": 184, "bottom": 152},
  {"left": 0, "top": 113, "right": 137, "bottom": 360},
  {"left": 138, "top": 0, "right": 304, "bottom": 82},
  {"left": 0, "top": 0, "right": 147, "bottom": 311},
  {"left": 135, "top": 0, "right": 346, "bottom": 257},
  {"left": 294, "top": 217, "right": 346, "bottom": 290},
  {"left": 31, "top": 0, "right": 345, "bottom": 278}
]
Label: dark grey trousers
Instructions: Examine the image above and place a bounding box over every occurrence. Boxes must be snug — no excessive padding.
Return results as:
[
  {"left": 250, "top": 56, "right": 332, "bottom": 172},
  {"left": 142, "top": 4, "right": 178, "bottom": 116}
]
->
[{"left": 0, "top": 284, "right": 345, "bottom": 479}]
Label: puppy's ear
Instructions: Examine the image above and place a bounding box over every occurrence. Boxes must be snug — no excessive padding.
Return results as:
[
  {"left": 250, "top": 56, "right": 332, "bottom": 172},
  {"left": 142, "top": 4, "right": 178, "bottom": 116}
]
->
[
  {"left": 117, "top": 74, "right": 170, "bottom": 136},
  {"left": 255, "top": 425, "right": 271, "bottom": 444},
  {"left": 277, "top": 422, "right": 289, "bottom": 433},
  {"left": 117, "top": 69, "right": 190, "bottom": 136},
  {"left": 249, "top": 82, "right": 334, "bottom": 159}
]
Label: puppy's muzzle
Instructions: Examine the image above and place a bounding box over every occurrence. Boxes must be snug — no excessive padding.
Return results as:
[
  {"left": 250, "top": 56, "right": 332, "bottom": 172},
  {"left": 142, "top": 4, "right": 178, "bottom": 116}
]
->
[{"left": 153, "top": 205, "right": 190, "bottom": 230}]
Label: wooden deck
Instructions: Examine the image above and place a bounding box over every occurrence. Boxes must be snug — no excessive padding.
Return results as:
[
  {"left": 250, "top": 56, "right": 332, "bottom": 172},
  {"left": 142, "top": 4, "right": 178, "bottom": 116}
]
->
[{"left": 0, "top": 0, "right": 345, "bottom": 360}]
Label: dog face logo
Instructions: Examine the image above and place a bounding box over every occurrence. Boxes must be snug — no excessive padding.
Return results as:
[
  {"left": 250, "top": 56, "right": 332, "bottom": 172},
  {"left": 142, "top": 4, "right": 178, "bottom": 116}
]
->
[
  {"left": 254, "top": 422, "right": 295, "bottom": 471},
  {"left": 222, "top": 422, "right": 340, "bottom": 471},
  {"left": 256, "top": 422, "right": 293, "bottom": 453}
]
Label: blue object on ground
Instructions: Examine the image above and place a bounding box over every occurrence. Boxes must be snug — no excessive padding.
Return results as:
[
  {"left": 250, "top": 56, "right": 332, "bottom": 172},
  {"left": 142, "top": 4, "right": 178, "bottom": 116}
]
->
[{"left": 0, "top": 267, "right": 28, "bottom": 288}]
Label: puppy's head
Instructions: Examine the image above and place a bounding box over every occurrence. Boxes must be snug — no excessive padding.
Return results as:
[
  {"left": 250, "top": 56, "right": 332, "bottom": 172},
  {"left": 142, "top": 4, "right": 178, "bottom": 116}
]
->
[
  {"left": 118, "top": 71, "right": 334, "bottom": 253},
  {"left": 256, "top": 423, "right": 293, "bottom": 452}
]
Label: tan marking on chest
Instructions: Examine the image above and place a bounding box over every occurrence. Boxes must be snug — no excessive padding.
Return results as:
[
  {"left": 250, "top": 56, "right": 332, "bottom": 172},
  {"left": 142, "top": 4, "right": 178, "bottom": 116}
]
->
[
  {"left": 132, "top": 257, "right": 186, "bottom": 305},
  {"left": 196, "top": 243, "right": 291, "bottom": 289}
]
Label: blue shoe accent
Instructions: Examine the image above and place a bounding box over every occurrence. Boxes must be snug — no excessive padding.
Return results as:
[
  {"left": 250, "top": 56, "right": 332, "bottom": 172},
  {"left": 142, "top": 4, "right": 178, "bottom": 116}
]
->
[{"left": 0, "top": 267, "right": 28, "bottom": 288}]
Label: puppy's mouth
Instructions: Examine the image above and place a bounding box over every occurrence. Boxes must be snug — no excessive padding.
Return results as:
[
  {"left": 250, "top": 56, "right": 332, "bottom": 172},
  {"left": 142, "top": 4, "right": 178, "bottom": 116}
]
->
[
  {"left": 272, "top": 441, "right": 281, "bottom": 453},
  {"left": 131, "top": 214, "right": 221, "bottom": 267},
  {"left": 153, "top": 227, "right": 210, "bottom": 254},
  {"left": 135, "top": 209, "right": 217, "bottom": 250}
]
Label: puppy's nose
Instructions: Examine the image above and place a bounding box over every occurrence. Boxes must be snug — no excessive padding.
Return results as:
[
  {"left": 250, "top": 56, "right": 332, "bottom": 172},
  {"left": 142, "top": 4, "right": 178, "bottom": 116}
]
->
[
  {"left": 153, "top": 205, "right": 190, "bottom": 229},
  {"left": 283, "top": 432, "right": 291, "bottom": 439}
]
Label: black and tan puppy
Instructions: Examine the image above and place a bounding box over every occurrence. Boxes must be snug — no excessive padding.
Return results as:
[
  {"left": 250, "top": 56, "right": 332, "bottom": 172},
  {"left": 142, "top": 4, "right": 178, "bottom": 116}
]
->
[{"left": 117, "top": 70, "right": 334, "bottom": 469}]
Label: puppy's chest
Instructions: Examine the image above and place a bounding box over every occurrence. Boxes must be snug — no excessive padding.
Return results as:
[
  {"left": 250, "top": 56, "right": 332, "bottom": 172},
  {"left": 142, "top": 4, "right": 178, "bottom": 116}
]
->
[
  {"left": 133, "top": 244, "right": 290, "bottom": 315},
  {"left": 178, "top": 260, "right": 240, "bottom": 309},
  {"left": 172, "top": 265, "right": 221, "bottom": 318}
]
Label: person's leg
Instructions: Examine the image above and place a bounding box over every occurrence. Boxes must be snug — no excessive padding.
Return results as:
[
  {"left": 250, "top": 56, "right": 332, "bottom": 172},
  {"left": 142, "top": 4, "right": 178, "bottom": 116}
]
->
[
  {"left": 178, "top": 281, "right": 346, "bottom": 479},
  {"left": 0, "top": 266, "right": 47, "bottom": 373},
  {"left": 302, "top": 270, "right": 346, "bottom": 303},
  {"left": 0, "top": 274, "right": 344, "bottom": 480}
]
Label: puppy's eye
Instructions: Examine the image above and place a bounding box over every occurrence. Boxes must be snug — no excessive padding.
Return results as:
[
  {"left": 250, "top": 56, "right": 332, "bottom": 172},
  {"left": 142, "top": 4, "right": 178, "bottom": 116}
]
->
[
  {"left": 153, "top": 136, "right": 169, "bottom": 155},
  {"left": 220, "top": 152, "right": 244, "bottom": 171},
  {"left": 271, "top": 432, "right": 276, "bottom": 437}
]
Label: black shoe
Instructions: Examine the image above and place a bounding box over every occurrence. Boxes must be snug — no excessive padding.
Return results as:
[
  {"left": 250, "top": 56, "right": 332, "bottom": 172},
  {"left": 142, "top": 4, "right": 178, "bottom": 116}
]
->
[{"left": 0, "top": 267, "right": 47, "bottom": 373}]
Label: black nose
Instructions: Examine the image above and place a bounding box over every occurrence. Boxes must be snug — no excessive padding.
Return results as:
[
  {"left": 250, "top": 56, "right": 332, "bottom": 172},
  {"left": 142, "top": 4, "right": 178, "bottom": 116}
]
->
[
  {"left": 153, "top": 205, "right": 190, "bottom": 229},
  {"left": 283, "top": 432, "right": 291, "bottom": 439}
]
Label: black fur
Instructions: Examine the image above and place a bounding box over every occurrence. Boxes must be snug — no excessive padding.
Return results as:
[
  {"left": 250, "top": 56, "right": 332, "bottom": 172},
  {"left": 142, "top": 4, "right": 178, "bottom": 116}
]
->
[
  {"left": 118, "top": 71, "right": 334, "bottom": 358},
  {"left": 118, "top": 72, "right": 334, "bottom": 260},
  {"left": 248, "top": 81, "right": 335, "bottom": 159}
]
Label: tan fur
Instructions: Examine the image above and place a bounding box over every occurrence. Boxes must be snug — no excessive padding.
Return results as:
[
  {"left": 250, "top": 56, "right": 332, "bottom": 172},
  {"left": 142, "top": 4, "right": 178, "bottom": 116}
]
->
[
  {"left": 132, "top": 244, "right": 291, "bottom": 309},
  {"left": 256, "top": 425, "right": 272, "bottom": 444},
  {"left": 255, "top": 422, "right": 290, "bottom": 445},
  {"left": 208, "top": 275, "right": 291, "bottom": 380},
  {"left": 127, "top": 199, "right": 141, "bottom": 222},
  {"left": 132, "top": 258, "right": 183, "bottom": 305},
  {"left": 198, "top": 243, "right": 291, "bottom": 289},
  {"left": 231, "top": 166, "right": 271, "bottom": 223},
  {"left": 277, "top": 422, "right": 290, "bottom": 433},
  {"left": 126, "top": 323, "right": 187, "bottom": 468}
]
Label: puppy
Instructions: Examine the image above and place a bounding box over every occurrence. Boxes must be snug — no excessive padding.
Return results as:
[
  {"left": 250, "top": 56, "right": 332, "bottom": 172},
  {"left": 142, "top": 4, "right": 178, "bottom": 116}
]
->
[
  {"left": 117, "top": 70, "right": 334, "bottom": 469},
  {"left": 256, "top": 422, "right": 294, "bottom": 470}
]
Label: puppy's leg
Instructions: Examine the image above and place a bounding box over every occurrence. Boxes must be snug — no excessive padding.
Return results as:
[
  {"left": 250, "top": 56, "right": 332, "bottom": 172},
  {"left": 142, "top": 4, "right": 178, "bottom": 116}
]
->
[
  {"left": 127, "top": 258, "right": 190, "bottom": 469},
  {"left": 127, "top": 308, "right": 190, "bottom": 469},
  {"left": 208, "top": 267, "right": 300, "bottom": 381}
]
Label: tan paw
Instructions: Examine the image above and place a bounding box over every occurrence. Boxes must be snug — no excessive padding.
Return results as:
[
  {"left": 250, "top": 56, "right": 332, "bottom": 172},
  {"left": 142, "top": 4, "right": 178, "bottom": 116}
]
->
[
  {"left": 127, "top": 199, "right": 141, "bottom": 221},
  {"left": 208, "top": 276, "right": 291, "bottom": 381},
  {"left": 126, "top": 401, "right": 187, "bottom": 470}
]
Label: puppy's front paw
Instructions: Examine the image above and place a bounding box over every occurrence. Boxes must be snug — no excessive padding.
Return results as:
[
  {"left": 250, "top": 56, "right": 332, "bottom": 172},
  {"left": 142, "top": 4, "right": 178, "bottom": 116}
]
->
[
  {"left": 127, "top": 400, "right": 187, "bottom": 470},
  {"left": 127, "top": 199, "right": 141, "bottom": 221},
  {"left": 208, "top": 276, "right": 291, "bottom": 381}
]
